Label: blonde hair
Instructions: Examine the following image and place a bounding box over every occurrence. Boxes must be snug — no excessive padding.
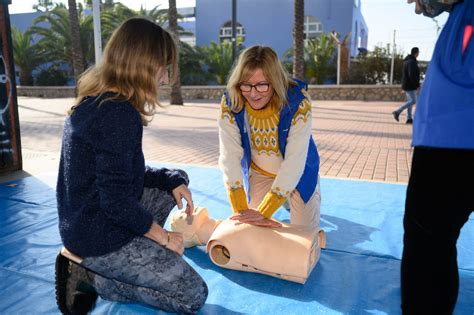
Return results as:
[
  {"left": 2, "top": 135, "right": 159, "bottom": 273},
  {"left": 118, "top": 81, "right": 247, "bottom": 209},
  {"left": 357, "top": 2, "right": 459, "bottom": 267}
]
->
[
  {"left": 74, "top": 17, "right": 177, "bottom": 126},
  {"left": 226, "top": 45, "right": 295, "bottom": 112}
]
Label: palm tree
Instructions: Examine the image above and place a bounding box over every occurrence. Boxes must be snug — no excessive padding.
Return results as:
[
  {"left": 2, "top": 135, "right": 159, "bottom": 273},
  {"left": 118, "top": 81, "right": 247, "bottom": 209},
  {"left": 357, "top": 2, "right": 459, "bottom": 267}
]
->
[
  {"left": 68, "top": 0, "right": 84, "bottom": 82},
  {"left": 84, "top": 0, "right": 116, "bottom": 11},
  {"left": 304, "top": 33, "right": 336, "bottom": 84},
  {"left": 293, "top": 0, "right": 304, "bottom": 80},
  {"left": 100, "top": 3, "right": 135, "bottom": 42},
  {"left": 11, "top": 27, "right": 43, "bottom": 85},
  {"left": 202, "top": 41, "right": 238, "bottom": 85},
  {"left": 33, "top": 0, "right": 54, "bottom": 12},
  {"left": 30, "top": 5, "right": 94, "bottom": 74},
  {"left": 339, "top": 33, "right": 351, "bottom": 83},
  {"left": 102, "top": 0, "right": 115, "bottom": 11},
  {"left": 168, "top": 0, "right": 183, "bottom": 105},
  {"left": 100, "top": 3, "right": 169, "bottom": 44},
  {"left": 179, "top": 42, "right": 209, "bottom": 85}
]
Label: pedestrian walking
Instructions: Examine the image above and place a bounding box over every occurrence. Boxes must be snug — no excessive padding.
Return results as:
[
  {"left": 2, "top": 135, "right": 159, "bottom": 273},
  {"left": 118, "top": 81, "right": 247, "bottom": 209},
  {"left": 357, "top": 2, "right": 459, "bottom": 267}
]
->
[{"left": 392, "top": 47, "right": 421, "bottom": 124}]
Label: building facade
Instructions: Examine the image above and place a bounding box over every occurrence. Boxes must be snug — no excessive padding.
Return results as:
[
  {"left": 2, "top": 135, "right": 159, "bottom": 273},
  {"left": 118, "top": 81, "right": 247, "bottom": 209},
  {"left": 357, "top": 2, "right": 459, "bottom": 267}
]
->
[{"left": 195, "top": 0, "right": 368, "bottom": 57}]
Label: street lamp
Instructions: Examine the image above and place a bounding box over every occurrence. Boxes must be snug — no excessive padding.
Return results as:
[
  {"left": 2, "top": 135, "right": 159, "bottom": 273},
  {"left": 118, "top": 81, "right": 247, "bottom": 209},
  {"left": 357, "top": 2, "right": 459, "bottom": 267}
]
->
[
  {"left": 92, "top": 0, "right": 102, "bottom": 64},
  {"left": 330, "top": 32, "right": 341, "bottom": 85},
  {"left": 231, "top": 0, "right": 237, "bottom": 62}
]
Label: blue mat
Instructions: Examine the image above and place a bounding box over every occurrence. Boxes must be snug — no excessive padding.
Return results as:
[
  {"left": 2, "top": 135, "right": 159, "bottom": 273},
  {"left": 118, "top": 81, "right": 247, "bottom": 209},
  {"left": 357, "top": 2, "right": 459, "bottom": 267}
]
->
[{"left": 0, "top": 163, "right": 472, "bottom": 314}]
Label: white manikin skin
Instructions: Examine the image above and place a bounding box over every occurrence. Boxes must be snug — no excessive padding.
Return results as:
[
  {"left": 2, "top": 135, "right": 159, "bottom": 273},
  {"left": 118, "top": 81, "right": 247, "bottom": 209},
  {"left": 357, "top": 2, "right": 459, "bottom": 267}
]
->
[{"left": 170, "top": 207, "right": 326, "bottom": 284}]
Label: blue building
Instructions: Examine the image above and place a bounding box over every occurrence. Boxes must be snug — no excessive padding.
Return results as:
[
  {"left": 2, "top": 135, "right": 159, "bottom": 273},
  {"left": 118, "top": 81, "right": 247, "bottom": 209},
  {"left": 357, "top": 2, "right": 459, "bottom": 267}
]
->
[{"left": 195, "top": 0, "right": 368, "bottom": 57}]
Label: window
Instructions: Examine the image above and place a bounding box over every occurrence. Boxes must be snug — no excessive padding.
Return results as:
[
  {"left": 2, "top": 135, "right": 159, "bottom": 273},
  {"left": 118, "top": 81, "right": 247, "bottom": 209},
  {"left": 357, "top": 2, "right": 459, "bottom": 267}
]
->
[
  {"left": 219, "top": 21, "right": 245, "bottom": 43},
  {"left": 304, "top": 16, "right": 323, "bottom": 40}
]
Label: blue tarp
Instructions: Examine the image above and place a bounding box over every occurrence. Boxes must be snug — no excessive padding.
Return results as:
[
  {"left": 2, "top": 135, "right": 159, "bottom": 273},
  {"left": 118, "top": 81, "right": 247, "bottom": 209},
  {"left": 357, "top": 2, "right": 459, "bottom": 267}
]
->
[{"left": 0, "top": 164, "right": 472, "bottom": 314}]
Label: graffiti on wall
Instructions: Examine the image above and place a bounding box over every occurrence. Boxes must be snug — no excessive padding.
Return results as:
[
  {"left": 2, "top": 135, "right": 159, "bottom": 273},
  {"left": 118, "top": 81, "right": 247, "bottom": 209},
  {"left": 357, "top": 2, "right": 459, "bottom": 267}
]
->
[
  {"left": 0, "top": 53, "right": 13, "bottom": 158},
  {"left": 0, "top": 2, "right": 21, "bottom": 172}
]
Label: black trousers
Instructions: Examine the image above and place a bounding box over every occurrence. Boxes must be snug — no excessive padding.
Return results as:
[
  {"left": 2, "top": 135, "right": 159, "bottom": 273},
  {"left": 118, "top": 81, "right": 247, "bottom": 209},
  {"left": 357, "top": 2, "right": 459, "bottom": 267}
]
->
[{"left": 401, "top": 147, "right": 474, "bottom": 315}]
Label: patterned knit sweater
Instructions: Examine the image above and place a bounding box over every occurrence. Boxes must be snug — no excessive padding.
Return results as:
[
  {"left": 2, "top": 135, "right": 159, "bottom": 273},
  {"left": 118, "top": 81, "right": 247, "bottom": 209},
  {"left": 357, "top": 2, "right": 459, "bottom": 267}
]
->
[{"left": 218, "top": 92, "right": 313, "bottom": 218}]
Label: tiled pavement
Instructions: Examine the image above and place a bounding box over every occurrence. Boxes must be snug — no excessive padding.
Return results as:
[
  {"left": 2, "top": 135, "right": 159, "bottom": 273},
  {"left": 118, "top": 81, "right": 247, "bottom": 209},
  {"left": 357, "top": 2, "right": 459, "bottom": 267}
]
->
[{"left": 4, "top": 96, "right": 414, "bottom": 184}]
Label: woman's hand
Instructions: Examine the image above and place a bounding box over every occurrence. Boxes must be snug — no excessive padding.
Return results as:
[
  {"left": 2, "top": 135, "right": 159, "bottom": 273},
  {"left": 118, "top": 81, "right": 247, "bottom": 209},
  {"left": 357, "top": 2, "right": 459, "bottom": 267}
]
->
[
  {"left": 172, "top": 184, "right": 194, "bottom": 216},
  {"left": 230, "top": 209, "right": 282, "bottom": 228},
  {"left": 164, "top": 231, "right": 185, "bottom": 256},
  {"left": 145, "top": 223, "right": 184, "bottom": 256}
]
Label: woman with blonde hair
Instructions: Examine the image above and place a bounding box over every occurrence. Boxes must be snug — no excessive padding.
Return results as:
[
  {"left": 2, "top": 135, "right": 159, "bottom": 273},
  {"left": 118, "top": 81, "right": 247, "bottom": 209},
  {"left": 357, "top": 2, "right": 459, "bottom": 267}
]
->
[
  {"left": 55, "top": 17, "right": 207, "bottom": 314},
  {"left": 218, "top": 45, "right": 321, "bottom": 229}
]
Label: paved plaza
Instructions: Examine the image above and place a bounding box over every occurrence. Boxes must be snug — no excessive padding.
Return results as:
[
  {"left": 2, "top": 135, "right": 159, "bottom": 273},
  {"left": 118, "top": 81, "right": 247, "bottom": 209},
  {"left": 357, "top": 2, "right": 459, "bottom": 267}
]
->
[{"left": 7, "top": 96, "right": 414, "bottom": 184}]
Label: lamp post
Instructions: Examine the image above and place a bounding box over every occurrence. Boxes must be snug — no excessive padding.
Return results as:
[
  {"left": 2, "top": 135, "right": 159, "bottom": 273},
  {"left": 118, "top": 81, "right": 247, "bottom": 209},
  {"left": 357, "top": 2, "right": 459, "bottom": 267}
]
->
[
  {"left": 92, "top": 0, "right": 102, "bottom": 64},
  {"left": 390, "top": 30, "right": 396, "bottom": 85},
  {"left": 231, "top": 0, "right": 237, "bottom": 62},
  {"left": 330, "top": 32, "right": 342, "bottom": 85}
]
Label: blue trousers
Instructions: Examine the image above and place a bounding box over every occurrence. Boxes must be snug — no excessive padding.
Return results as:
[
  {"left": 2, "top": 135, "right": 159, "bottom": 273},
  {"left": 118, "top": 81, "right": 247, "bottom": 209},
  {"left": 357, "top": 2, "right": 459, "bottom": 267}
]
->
[{"left": 395, "top": 90, "right": 417, "bottom": 120}]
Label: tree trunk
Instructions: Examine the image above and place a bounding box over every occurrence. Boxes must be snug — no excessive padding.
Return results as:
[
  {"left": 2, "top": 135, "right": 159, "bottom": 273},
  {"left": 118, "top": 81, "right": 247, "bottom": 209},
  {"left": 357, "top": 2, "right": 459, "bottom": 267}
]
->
[
  {"left": 293, "top": 0, "right": 305, "bottom": 80},
  {"left": 168, "top": 0, "right": 184, "bottom": 105},
  {"left": 340, "top": 45, "right": 349, "bottom": 84},
  {"left": 67, "top": 0, "right": 84, "bottom": 87},
  {"left": 19, "top": 71, "right": 33, "bottom": 86}
]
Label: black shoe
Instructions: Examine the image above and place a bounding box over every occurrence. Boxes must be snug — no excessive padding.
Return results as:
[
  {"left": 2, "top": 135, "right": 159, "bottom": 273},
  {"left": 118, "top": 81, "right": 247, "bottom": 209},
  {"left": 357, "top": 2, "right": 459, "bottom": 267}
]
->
[
  {"left": 55, "top": 252, "right": 98, "bottom": 315},
  {"left": 406, "top": 118, "right": 413, "bottom": 124},
  {"left": 392, "top": 111, "right": 400, "bottom": 122}
]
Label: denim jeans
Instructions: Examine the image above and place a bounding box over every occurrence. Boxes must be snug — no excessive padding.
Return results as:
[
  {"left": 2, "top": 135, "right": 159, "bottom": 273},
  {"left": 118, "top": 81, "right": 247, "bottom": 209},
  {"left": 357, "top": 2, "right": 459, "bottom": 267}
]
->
[
  {"left": 81, "top": 178, "right": 208, "bottom": 314},
  {"left": 395, "top": 90, "right": 417, "bottom": 120}
]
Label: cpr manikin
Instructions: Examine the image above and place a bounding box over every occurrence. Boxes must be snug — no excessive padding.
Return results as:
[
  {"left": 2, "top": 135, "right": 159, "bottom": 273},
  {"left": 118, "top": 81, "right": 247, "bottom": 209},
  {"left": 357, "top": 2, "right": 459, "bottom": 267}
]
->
[{"left": 170, "top": 207, "right": 326, "bottom": 284}]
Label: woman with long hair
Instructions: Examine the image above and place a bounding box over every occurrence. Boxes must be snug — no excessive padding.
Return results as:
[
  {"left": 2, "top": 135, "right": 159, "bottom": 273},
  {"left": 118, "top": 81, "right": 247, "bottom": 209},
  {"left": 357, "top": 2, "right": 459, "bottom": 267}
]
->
[
  {"left": 55, "top": 17, "right": 207, "bottom": 314},
  {"left": 218, "top": 45, "right": 321, "bottom": 230}
]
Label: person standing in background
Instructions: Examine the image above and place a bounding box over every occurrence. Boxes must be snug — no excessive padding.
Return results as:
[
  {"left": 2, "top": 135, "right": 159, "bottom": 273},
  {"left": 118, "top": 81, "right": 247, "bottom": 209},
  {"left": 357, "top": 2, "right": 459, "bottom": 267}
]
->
[{"left": 392, "top": 47, "right": 420, "bottom": 124}]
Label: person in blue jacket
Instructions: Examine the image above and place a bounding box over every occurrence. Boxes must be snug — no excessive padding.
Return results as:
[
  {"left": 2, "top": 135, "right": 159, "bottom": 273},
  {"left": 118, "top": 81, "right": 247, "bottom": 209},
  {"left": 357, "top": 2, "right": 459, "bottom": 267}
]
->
[
  {"left": 218, "top": 45, "right": 321, "bottom": 230},
  {"left": 54, "top": 18, "right": 207, "bottom": 314},
  {"left": 402, "top": 1, "right": 473, "bottom": 314}
]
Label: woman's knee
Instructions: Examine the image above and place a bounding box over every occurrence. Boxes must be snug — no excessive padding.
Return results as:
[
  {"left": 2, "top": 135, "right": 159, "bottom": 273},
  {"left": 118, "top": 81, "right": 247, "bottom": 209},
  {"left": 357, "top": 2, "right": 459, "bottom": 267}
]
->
[
  {"left": 177, "top": 280, "right": 208, "bottom": 314},
  {"left": 165, "top": 270, "right": 208, "bottom": 314}
]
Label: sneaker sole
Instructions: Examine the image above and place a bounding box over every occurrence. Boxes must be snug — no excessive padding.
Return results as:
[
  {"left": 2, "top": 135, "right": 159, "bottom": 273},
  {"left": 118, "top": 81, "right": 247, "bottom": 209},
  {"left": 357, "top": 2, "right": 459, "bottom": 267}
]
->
[
  {"left": 55, "top": 252, "right": 99, "bottom": 315},
  {"left": 55, "top": 252, "right": 72, "bottom": 314}
]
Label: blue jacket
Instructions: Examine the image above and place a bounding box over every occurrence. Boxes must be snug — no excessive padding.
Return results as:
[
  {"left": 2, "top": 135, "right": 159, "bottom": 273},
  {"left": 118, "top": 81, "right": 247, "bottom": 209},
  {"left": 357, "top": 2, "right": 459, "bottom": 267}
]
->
[
  {"left": 413, "top": 0, "right": 474, "bottom": 149},
  {"left": 226, "top": 80, "right": 320, "bottom": 203}
]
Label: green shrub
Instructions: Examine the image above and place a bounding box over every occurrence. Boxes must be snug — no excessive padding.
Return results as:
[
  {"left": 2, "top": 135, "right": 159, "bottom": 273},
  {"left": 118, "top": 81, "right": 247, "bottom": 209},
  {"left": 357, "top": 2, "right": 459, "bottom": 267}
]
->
[{"left": 35, "top": 66, "right": 69, "bottom": 86}]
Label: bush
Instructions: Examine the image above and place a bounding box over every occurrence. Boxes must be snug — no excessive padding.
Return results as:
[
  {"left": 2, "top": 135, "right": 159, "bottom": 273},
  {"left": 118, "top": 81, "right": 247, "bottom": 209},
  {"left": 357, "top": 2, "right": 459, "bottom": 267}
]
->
[
  {"left": 346, "top": 45, "right": 404, "bottom": 85},
  {"left": 180, "top": 43, "right": 211, "bottom": 85},
  {"left": 35, "top": 66, "right": 68, "bottom": 86}
]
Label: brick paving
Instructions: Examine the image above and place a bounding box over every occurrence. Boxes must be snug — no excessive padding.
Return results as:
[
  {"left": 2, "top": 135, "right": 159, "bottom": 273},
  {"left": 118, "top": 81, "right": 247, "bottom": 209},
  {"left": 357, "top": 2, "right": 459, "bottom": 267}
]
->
[{"left": 10, "top": 96, "right": 414, "bottom": 184}]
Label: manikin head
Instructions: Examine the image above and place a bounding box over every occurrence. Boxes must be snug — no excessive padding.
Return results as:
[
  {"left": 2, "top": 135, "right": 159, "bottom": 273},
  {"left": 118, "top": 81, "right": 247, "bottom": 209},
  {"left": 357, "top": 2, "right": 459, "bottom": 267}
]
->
[{"left": 170, "top": 207, "right": 221, "bottom": 248}]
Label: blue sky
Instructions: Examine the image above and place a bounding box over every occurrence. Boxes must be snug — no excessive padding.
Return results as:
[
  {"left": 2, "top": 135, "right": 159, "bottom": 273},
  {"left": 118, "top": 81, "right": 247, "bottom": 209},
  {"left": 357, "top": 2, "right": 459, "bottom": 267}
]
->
[
  {"left": 361, "top": 0, "right": 448, "bottom": 60},
  {"left": 9, "top": 0, "right": 448, "bottom": 61}
]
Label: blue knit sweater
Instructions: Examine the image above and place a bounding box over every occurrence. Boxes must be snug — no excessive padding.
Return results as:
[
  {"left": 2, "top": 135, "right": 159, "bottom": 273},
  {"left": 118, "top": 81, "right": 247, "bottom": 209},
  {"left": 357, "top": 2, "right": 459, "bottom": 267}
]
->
[{"left": 56, "top": 94, "right": 186, "bottom": 257}]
